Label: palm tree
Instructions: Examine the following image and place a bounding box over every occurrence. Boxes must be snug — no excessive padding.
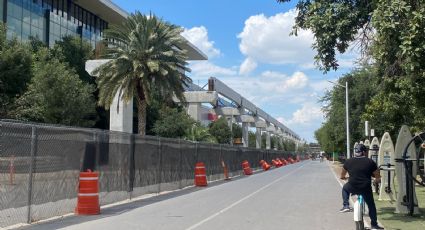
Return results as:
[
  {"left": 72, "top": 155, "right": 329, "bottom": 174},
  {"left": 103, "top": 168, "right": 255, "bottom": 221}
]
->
[{"left": 94, "top": 12, "right": 191, "bottom": 135}]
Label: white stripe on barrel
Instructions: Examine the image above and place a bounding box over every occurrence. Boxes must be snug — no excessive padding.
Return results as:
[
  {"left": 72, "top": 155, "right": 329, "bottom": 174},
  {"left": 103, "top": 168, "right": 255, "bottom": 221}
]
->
[
  {"left": 79, "top": 177, "right": 98, "bottom": 181},
  {"left": 78, "top": 193, "right": 99, "bottom": 197}
]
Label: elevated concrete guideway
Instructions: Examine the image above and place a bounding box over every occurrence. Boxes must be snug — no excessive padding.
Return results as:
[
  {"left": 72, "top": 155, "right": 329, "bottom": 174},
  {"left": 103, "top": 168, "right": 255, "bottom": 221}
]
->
[
  {"left": 21, "top": 161, "right": 354, "bottom": 230},
  {"left": 208, "top": 77, "right": 300, "bottom": 141}
]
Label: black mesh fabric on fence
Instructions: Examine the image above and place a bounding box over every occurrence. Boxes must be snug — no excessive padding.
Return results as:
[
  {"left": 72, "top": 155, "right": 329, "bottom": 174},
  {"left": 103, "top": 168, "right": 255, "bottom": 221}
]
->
[{"left": 0, "top": 120, "right": 299, "bottom": 228}]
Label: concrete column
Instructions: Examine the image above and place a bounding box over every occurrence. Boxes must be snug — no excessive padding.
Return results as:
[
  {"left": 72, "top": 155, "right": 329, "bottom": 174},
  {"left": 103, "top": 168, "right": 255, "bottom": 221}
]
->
[
  {"left": 256, "top": 127, "right": 262, "bottom": 149},
  {"left": 187, "top": 102, "right": 202, "bottom": 121},
  {"left": 242, "top": 122, "right": 249, "bottom": 147},
  {"left": 110, "top": 91, "right": 133, "bottom": 133},
  {"left": 239, "top": 114, "right": 254, "bottom": 148},
  {"left": 266, "top": 132, "right": 271, "bottom": 150}
]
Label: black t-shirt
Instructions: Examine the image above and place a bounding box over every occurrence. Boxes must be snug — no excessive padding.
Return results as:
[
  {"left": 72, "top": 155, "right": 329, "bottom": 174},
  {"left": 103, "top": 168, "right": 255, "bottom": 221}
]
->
[{"left": 343, "top": 156, "right": 378, "bottom": 191}]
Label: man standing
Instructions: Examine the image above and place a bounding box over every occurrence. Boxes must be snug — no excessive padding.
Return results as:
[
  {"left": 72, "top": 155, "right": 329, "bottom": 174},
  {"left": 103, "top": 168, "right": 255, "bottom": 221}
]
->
[{"left": 340, "top": 144, "right": 384, "bottom": 230}]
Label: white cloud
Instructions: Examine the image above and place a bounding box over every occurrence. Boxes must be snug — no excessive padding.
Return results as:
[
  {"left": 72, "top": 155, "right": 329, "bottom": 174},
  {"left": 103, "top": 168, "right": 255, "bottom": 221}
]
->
[
  {"left": 238, "top": 10, "right": 315, "bottom": 68},
  {"left": 289, "top": 103, "right": 323, "bottom": 125},
  {"left": 238, "top": 9, "right": 362, "bottom": 71},
  {"left": 189, "top": 61, "right": 237, "bottom": 78},
  {"left": 281, "top": 71, "right": 308, "bottom": 91},
  {"left": 239, "top": 58, "right": 258, "bottom": 75},
  {"left": 182, "top": 26, "right": 221, "bottom": 58}
]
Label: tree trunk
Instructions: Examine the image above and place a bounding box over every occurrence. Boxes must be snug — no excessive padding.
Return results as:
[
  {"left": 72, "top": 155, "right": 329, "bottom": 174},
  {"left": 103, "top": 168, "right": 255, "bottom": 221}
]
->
[{"left": 137, "top": 97, "right": 147, "bottom": 136}]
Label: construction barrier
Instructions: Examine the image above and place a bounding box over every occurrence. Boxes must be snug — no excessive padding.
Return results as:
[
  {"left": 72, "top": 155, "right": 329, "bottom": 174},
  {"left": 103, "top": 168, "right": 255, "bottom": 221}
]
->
[
  {"left": 242, "top": 160, "right": 253, "bottom": 175},
  {"left": 276, "top": 159, "right": 283, "bottom": 167},
  {"left": 75, "top": 170, "right": 100, "bottom": 215},
  {"left": 195, "top": 162, "right": 207, "bottom": 186},
  {"left": 260, "top": 160, "right": 271, "bottom": 171}
]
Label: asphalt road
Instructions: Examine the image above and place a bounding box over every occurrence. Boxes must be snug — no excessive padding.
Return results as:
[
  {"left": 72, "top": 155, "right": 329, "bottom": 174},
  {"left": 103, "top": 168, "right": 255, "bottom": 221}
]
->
[{"left": 21, "top": 160, "right": 354, "bottom": 230}]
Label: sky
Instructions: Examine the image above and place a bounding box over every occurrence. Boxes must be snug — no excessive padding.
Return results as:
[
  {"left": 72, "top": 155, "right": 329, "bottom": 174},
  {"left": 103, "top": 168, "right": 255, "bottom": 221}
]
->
[{"left": 111, "top": 0, "right": 359, "bottom": 143}]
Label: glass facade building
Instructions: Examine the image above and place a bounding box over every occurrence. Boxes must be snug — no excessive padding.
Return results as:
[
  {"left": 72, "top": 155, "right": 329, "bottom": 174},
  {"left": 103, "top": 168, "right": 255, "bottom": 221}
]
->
[{"left": 1, "top": 0, "right": 109, "bottom": 48}]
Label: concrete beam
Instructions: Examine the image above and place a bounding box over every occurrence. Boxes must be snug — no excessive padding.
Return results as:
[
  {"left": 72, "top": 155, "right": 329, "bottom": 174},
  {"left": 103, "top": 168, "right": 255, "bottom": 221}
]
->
[
  {"left": 174, "top": 91, "right": 218, "bottom": 105},
  {"left": 240, "top": 115, "right": 255, "bottom": 123},
  {"left": 85, "top": 59, "right": 112, "bottom": 76},
  {"left": 185, "top": 91, "right": 218, "bottom": 104},
  {"left": 255, "top": 119, "right": 267, "bottom": 128},
  {"left": 214, "top": 107, "right": 240, "bottom": 116},
  {"left": 266, "top": 125, "right": 276, "bottom": 132}
]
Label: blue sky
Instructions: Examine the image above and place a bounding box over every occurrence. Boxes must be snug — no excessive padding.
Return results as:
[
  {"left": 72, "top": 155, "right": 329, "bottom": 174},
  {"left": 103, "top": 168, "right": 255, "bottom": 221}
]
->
[{"left": 112, "top": 0, "right": 358, "bottom": 142}]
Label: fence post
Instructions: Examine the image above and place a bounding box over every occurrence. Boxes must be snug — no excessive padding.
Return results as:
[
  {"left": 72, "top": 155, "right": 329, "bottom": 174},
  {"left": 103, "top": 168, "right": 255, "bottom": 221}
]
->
[
  {"left": 157, "top": 137, "right": 162, "bottom": 193},
  {"left": 128, "top": 134, "right": 135, "bottom": 196},
  {"left": 27, "top": 126, "right": 37, "bottom": 224},
  {"left": 178, "top": 138, "right": 183, "bottom": 189}
]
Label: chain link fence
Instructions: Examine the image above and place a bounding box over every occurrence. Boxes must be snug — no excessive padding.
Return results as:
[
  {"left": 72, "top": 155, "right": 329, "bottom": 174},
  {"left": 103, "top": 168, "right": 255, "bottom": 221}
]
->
[{"left": 0, "top": 120, "right": 296, "bottom": 228}]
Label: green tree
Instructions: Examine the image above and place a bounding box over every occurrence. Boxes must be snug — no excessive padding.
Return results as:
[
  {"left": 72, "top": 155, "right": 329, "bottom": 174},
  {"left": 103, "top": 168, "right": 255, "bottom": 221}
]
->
[
  {"left": 316, "top": 67, "right": 379, "bottom": 153},
  {"left": 277, "top": 0, "right": 372, "bottom": 72},
  {"left": 232, "top": 123, "right": 242, "bottom": 139},
  {"left": 278, "top": 0, "right": 425, "bottom": 133},
  {"left": 185, "top": 122, "right": 216, "bottom": 143},
  {"left": 209, "top": 117, "right": 232, "bottom": 144},
  {"left": 248, "top": 131, "right": 257, "bottom": 148},
  {"left": 94, "top": 12, "right": 191, "bottom": 135},
  {"left": 152, "top": 106, "right": 194, "bottom": 138},
  {"left": 0, "top": 23, "right": 32, "bottom": 118},
  {"left": 283, "top": 140, "right": 296, "bottom": 151},
  {"left": 52, "top": 36, "right": 94, "bottom": 84},
  {"left": 13, "top": 48, "right": 96, "bottom": 127}
]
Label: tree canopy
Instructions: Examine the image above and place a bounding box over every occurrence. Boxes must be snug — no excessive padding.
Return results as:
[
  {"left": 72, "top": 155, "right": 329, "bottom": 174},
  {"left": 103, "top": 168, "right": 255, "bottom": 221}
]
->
[
  {"left": 209, "top": 117, "right": 232, "bottom": 144},
  {"left": 13, "top": 48, "right": 96, "bottom": 127},
  {"left": 0, "top": 24, "right": 32, "bottom": 118},
  {"left": 152, "top": 106, "right": 195, "bottom": 138},
  {"left": 277, "top": 0, "right": 425, "bottom": 150}
]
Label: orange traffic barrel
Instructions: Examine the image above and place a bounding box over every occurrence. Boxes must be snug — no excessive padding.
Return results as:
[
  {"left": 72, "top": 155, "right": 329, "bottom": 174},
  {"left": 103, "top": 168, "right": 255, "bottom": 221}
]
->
[
  {"left": 271, "top": 159, "right": 279, "bottom": 167},
  {"left": 195, "top": 162, "right": 207, "bottom": 186},
  {"left": 276, "top": 159, "right": 283, "bottom": 167},
  {"left": 75, "top": 170, "right": 100, "bottom": 215},
  {"left": 242, "top": 160, "right": 252, "bottom": 175},
  {"left": 260, "top": 160, "right": 271, "bottom": 171}
]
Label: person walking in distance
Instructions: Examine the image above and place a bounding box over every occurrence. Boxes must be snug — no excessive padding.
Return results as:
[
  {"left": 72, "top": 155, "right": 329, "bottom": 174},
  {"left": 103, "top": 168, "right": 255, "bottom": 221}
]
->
[{"left": 339, "top": 144, "right": 384, "bottom": 230}]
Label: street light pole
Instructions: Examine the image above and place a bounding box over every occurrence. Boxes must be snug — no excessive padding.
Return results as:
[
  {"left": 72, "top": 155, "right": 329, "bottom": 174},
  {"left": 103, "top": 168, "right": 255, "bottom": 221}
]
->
[
  {"left": 345, "top": 81, "right": 350, "bottom": 159},
  {"left": 327, "top": 80, "right": 350, "bottom": 160}
]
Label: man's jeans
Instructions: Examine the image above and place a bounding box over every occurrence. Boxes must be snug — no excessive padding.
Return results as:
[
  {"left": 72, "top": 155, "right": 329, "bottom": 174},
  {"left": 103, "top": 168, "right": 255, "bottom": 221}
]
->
[{"left": 342, "top": 183, "right": 378, "bottom": 226}]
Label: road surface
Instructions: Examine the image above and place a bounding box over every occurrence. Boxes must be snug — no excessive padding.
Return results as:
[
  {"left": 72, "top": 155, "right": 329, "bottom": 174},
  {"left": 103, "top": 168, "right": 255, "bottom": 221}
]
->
[{"left": 20, "top": 160, "right": 355, "bottom": 230}]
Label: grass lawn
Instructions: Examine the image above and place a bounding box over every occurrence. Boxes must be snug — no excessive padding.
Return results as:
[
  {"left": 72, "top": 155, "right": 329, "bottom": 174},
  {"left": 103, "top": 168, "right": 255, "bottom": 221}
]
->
[{"left": 373, "top": 184, "right": 425, "bottom": 230}]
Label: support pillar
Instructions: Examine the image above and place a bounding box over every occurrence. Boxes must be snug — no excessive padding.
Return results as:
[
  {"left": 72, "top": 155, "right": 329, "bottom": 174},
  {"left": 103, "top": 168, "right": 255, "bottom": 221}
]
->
[
  {"left": 226, "top": 115, "right": 234, "bottom": 145},
  {"left": 266, "top": 131, "right": 271, "bottom": 150},
  {"left": 242, "top": 122, "right": 249, "bottom": 147},
  {"left": 256, "top": 127, "right": 262, "bottom": 149},
  {"left": 187, "top": 102, "right": 202, "bottom": 121},
  {"left": 110, "top": 91, "right": 133, "bottom": 133}
]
